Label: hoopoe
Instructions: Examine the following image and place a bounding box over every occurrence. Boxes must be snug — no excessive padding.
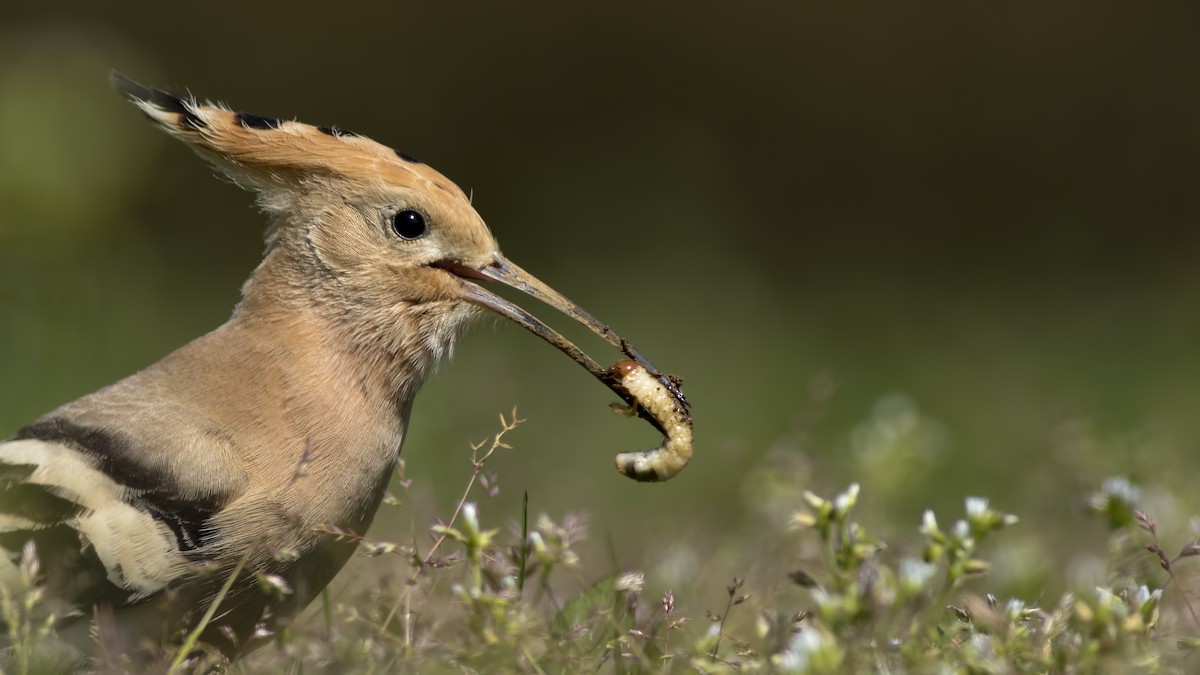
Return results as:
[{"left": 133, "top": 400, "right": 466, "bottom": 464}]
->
[{"left": 0, "top": 73, "right": 690, "bottom": 666}]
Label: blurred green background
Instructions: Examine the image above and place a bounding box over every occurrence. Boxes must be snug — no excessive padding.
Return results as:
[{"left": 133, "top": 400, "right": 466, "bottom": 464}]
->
[{"left": 2, "top": 3, "right": 1199, "bottom": 598}]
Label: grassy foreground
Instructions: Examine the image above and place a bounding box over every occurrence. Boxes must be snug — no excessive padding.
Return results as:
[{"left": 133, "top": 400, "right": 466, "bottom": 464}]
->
[{"left": 3, "top": 409, "right": 1198, "bottom": 674}]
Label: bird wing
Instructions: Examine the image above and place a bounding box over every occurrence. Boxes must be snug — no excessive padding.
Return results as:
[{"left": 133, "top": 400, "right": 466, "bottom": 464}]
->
[{"left": 0, "top": 416, "right": 240, "bottom": 618}]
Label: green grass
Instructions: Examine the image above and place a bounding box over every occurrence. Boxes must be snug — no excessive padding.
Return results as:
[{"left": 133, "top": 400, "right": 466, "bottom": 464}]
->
[{"left": 7, "top": 407, "right": 1200, "bottom": 674}]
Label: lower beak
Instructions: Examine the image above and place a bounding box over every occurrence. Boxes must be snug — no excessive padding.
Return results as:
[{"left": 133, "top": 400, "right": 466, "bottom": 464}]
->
[{"left": 436, "top": 255, "right": 688, "bottom": 419}]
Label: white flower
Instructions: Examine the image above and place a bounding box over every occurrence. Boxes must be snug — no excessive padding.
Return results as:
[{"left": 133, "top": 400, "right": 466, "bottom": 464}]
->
[
  {"left": 773, "top": 628, "right": 838, "bottom": 673},
  {"left": 1134, "top": 585, "right": 1162, "bottom": 610},
  {"left": 965, "top": 497, "right": 989, "bottom": 518},
  {"left": 461, "top": 502, "right": 479, "bottom": 532},
  {"left": 1005, "top": 598, "right": 1026, "bottom": 620},
  {"left": 920, "top": 510, "right": 939, "bottom": 535},
  {"left": 953, "top": 519, "right": 970, "bottom": 540},
  {"left": 834, "top": 483, "right": 860, "bottom": 517},
  {"left": 899, "top": 558, "right": 937, "bottom": 593}
]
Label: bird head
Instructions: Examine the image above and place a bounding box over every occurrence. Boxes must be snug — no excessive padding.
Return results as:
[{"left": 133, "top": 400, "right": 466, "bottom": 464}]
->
[{"left": 112, "top": 73, "right": 686, "bottom": 411}]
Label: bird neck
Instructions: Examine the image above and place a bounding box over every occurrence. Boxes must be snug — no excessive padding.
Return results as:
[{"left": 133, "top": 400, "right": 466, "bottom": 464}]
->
[{"left": 230, "top": 247, "right": 456, "bottom": 413}]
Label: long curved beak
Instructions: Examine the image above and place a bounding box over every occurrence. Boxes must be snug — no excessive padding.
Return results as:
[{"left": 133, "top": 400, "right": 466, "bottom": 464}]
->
[{"left": 436, "top": 255, "right": 688, "bottom": 416}]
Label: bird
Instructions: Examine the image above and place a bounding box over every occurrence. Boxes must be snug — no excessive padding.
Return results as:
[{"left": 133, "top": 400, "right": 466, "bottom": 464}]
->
[{"left": 0, "top": 73, "right": 688, "bottom": 668}]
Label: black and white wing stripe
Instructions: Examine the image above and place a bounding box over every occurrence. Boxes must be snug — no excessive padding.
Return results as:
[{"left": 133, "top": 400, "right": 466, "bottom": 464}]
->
[{"left": 0, "top": 419, "right": 227, "bottom": 613}]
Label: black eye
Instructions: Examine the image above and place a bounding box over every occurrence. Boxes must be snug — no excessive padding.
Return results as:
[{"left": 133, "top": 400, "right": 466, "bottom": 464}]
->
[{"left": 391, "top": 209, "right": 428, "bottom": 239}]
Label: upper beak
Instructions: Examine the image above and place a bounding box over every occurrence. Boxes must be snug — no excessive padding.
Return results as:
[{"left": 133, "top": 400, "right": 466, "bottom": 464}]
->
[{"left": 435, "top": 255, "right": 688, "bottom": 421}]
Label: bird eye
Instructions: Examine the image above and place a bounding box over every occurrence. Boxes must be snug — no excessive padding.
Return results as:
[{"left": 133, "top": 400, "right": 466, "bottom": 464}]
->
[{"left": 391, "top": 209, "right": 428, "bottom": 239}]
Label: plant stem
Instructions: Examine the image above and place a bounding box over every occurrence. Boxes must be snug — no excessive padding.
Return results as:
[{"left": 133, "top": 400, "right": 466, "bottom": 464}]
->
[
  {"left": 518, "top": 490, "right": 530, "bottom": 595},
  {"left": 169, "top": 553, "right": 249, "bottom": 672}
]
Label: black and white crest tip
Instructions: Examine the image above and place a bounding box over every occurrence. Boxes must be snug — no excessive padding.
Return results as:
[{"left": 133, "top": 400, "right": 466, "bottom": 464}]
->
[{"left": 111, "top": 71, "right": 208, "bottom": 131}]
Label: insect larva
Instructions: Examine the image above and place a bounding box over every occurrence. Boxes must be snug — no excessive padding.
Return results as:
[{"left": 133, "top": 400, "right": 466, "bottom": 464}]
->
[{"left": 607, "top": 360, "right": 694, "bottom": 482}]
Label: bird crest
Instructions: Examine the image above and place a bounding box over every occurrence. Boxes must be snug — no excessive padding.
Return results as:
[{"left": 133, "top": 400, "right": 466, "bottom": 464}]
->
[{"left": 110, "top": 72, "right": 466, "bottom": 206}]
